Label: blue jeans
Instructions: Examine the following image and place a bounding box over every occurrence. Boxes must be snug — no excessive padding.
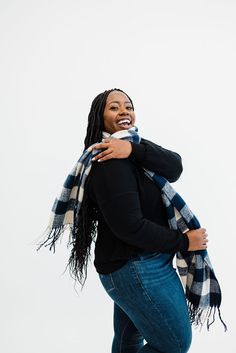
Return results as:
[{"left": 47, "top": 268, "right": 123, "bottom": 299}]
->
[{"left": 99, "top": 252, "right": 192, "bottom": 353}]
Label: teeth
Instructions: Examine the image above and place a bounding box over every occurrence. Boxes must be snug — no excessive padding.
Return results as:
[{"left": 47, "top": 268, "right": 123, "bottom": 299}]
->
[{"left": 117, "top": 119, "right": 131, "bottom": 125}]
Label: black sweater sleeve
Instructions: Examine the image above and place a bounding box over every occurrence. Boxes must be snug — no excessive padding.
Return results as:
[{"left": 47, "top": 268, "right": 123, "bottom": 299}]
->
[
  {"left": 90, "top": 159, "right": 188, "bottom": 253},
  {"left": 129, "top": 138, "right": 183, "bottom": 182}
]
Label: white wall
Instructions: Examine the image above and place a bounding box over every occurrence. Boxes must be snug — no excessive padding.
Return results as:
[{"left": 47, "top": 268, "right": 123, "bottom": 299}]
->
[{"left": 1, "top": 0, "right": 235, "bottom": 352}]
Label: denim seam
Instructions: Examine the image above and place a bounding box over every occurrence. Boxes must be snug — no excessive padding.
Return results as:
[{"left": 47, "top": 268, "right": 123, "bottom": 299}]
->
[
  {"left": 119, "top": 319, "right": 131, "bottom": 353},
  {"left": 131, "top": 262, "right": 183, "bottom": 353},
  {"left": 109, "top": 273, "right": 116, "bottom": 291}
]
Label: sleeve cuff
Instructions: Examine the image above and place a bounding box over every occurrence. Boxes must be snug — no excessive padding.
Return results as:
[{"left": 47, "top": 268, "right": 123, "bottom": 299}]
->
[{"left": 178, "top": 232, "right": 189, "bottom": 252}]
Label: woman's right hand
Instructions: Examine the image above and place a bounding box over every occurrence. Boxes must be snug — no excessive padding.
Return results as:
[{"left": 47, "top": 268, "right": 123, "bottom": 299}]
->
[{"left": 186, "top": 228, "right": 208, "bottom": 251}]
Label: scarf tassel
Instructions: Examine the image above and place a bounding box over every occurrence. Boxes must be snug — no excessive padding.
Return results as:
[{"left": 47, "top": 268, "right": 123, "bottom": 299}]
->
[{"left": 188, "top": 303, "right": 227, "bottom": 331}]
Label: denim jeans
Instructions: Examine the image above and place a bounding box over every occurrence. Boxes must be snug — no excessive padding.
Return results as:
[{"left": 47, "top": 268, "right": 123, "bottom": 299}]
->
[{"left": 99, "top": 252, "right": 192, "bottom": 353}]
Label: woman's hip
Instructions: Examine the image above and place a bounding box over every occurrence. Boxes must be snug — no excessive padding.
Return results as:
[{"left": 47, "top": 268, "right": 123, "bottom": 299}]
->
[
  {"left": 99, "top": 252, "right": 189, "bottom": 312},
  {"left": 99, "top": 252, "right": 192, "bottom": 352},
  {"left": 99, "top": 252, "right": 178, "bottom": 294}
]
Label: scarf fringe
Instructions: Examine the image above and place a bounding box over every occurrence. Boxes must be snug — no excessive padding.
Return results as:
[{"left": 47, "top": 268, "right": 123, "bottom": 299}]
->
[
  {"left": 188, "top": 302, "right": 227, "bottom": 331},
  {"left": 36, "top": 225, "right": 71, "bottom": 253}
]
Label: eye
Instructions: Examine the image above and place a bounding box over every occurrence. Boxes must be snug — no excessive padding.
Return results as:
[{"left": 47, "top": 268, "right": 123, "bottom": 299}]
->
[
  {"left": 110, "top": 106, "right": 118, "bottom": 110},
  {"left": 126, "top": 106, "right": 133, "bottom": 110}
]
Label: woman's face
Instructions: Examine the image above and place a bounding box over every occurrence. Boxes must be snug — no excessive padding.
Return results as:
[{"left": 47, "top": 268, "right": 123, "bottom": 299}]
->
[{"left": 103, "top": 91, "right": 136, "bottom": 134}]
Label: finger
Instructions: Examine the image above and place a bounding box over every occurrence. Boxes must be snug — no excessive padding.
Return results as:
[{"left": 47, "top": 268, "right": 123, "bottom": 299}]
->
[
  {"left": 97, "top": 153, "right": 114, "bottom": 162},
  {"left": 92, "top": 151, "right": 105, "bottom": 161},
  {"left": 202, "top": 240, "right": 208, "bottom": 250},
  {"left": 93, "top": 142, "right": 110, "bottom": 150},
  {"left": 92, "top": 149, "right": 111, "bottom": 161},
  {"left": 102, "top": 138, "right": 111, "bottom": 143}
]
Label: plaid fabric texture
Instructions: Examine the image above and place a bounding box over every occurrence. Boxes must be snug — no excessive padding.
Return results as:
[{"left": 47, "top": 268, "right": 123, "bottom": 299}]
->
[{"left": 38, "top": 127, "right": 226, "bottom": 330}]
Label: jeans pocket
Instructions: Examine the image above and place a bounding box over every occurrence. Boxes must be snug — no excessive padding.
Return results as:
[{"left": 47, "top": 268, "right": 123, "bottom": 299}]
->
[{"left": 99, "top": 273, "right": 116, "bottom": 293}]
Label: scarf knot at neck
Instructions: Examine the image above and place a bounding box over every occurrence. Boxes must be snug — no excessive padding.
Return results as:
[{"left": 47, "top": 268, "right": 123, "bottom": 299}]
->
[{"left": 102, "top": 126, "right": 141, "bottom": 143}]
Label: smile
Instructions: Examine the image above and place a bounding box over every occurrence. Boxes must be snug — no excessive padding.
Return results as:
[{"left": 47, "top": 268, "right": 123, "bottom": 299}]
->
[{"left": 117, "top": 119, "right": 132, "bottom": 127}]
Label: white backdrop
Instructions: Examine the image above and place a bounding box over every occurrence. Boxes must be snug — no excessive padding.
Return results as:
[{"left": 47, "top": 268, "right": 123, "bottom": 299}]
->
[{"left": 1, "top": 1, "right": 235, "bottom": 352}]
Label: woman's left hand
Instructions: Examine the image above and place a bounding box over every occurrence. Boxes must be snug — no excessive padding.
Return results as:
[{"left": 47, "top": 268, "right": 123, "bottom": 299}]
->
[{"left": 92, "top": 138, "right": 132, "bottom": 162}]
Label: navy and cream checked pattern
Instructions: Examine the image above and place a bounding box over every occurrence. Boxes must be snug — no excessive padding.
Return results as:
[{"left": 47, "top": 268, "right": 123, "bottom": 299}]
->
[
  {"left": 38, "top": 127, "right": 225, "bottom": 329},
  {"left": 144, "top": 169, "right": 222, "bottom": 323}
]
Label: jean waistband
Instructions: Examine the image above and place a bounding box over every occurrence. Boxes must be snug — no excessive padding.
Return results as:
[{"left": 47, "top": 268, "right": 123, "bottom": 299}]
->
[{"left": 131, "top": 251, "right": 160, "bottom": 261}]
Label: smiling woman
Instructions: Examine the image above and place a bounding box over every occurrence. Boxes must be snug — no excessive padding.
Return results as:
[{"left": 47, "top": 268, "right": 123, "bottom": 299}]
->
[
  {"left": 92, "top": 90, "right": 136, "bottom": 162},
  {"left": 38, "top": 88, "right": 225, "bottom": 353},
  {"left": 103, "top": 90, "right": 135, "bottom": 133}
]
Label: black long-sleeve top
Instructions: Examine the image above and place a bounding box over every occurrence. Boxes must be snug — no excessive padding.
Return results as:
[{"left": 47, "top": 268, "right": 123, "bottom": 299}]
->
[{"left": 87, "top": 138, "right": 189, "bottom": 274}]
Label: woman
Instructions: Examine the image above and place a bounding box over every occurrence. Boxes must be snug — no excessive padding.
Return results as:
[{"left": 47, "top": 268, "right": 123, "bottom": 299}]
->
[
  {"left": 38, "top": 88, "right": 213, "bottom": 353},
  {"left": 80, "top": 88, "right": 208, "bottom": 353}
]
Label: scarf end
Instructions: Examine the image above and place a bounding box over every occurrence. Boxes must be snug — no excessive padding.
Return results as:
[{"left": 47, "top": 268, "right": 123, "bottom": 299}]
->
[{"left": 188, "top": 303, "right": 227, "bottom": 332}]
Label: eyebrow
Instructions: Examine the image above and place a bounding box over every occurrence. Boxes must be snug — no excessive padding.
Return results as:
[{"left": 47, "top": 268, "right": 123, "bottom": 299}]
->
[{"left": 108, "top": 101, "right": 132, "bottom": 105}]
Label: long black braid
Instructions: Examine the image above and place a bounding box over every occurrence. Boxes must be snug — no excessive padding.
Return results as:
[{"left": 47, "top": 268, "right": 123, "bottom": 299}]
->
[{"left": 67, "top": 88, "right": 134, "bottom": 288}]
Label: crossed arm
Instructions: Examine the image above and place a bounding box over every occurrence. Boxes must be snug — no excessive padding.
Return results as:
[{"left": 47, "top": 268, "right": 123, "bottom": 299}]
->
[
  {"left": 92, "top": 137, "right": 208, "bottom": 251},
  {"left": 92, "top": 137, "right": 183, "bottom": 182}
]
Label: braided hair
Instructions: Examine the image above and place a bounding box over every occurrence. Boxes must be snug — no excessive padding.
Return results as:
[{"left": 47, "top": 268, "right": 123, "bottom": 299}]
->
[{"left": 68, "top": 88, "right": 134, "bottom": 288}]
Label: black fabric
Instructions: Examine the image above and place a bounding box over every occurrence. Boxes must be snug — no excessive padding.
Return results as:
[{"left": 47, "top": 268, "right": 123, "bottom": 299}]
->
[{"left": 87, "top": 138, "right": 189, "bottom": 274}]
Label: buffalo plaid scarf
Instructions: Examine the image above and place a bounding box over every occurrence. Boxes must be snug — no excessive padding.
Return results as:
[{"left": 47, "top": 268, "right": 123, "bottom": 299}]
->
[{"left": 37, "top": 127, "right": 226, "bottom": 330}]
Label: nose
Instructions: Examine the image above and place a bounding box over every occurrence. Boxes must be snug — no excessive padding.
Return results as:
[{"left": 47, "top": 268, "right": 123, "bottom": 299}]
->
[{"left": 119, "top": 106, "right": 130, "bottom": 116}]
